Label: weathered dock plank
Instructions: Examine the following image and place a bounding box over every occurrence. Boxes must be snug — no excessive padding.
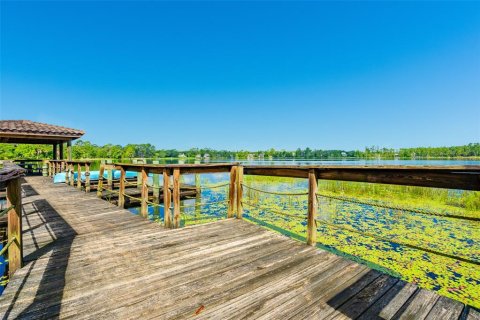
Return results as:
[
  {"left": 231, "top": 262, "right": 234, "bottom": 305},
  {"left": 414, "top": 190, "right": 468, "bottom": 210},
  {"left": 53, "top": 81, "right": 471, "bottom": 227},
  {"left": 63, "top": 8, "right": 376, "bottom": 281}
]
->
[{"left": 0, "top": 177, "right": 470, "bottom": 319}]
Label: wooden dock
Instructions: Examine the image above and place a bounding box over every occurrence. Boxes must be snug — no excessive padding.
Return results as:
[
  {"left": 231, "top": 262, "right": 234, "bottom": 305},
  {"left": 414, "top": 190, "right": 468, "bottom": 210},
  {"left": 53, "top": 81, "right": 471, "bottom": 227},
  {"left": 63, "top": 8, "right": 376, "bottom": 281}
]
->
[{"left": 0, "top": 176, "right": 477, "bottom": 319}]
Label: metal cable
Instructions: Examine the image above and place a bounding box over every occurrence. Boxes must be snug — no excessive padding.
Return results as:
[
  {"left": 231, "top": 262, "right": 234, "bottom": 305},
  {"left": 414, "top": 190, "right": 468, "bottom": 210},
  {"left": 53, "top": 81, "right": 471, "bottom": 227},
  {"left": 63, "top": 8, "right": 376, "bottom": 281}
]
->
[
  {"left": 316, "top": 193, "right": 480, "bottom": 222},
  {"left": 241, "top": 184, "right": 308, "bottom": 196}
]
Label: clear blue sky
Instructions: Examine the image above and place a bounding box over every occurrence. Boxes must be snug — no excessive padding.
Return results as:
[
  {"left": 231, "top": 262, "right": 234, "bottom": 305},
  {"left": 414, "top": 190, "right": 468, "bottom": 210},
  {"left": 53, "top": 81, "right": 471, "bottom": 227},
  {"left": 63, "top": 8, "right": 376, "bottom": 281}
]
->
[{"left": 1, "top": 1, "right": 479, "bottom": 151}]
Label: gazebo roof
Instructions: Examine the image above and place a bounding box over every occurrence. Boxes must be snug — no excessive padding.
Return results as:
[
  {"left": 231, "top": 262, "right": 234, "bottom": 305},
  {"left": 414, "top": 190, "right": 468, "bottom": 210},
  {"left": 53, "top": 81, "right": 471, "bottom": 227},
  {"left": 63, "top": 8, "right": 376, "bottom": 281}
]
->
[{"left": 0, "top": 120, "right": 85, "bottom": 144}]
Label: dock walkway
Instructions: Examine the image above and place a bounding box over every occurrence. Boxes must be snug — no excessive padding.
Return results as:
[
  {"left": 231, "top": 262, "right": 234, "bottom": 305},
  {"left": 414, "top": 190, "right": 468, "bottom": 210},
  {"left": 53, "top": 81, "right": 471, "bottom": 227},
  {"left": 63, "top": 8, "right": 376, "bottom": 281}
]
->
[{"left": 0, "top": 176, "right": 475, "bottom": 319}]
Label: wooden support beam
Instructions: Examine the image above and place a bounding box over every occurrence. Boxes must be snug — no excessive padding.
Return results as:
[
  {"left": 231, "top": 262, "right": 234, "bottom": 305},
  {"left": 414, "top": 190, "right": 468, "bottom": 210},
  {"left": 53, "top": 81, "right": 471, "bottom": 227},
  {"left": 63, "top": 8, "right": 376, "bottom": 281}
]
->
[
  {"left": 97, "top": 165, "right": 105, "bottom": 197},
  {"left": 42, "top": 161, "right": 48, "bottom": 177},
  {"left": 70, "top": 164, "right": 75, "bottom": 186},
  {"left": 173, "top": 168, "right": 180, "bottom": 228},
  {"left": 59, "top": 143, "right": 64, "bottom": 160},
  {"left": 67, "top": 141, "right": 72, "bottom": 160},
  {"left": 85, "top": 163, "right": 91, "bottom": 192},
  {"left": 118, "top": 167, "right": 126, "bottom": 208},
  {"left": 141, "top": 168, "right": 149, "bottom": 218},
  {"left": 152, "top": 161, "right": 160, "bottom": 203},
  {"left": 65, "top": 164, "right": 70, "bottom": 184},
  {"left": 106, "top": 160, "right": 113, "bottom": 189},
  {"left": 307, "top": 169, "right": 317, "bottom": 246},
  {"left": 77, "top": 164, "right": 82, "bottom": 189},
  {"left": 227, "top": 166, "right": 236, "bottom": 218},
  {"left": 163, "top": 169, "right": 172, "bottom": 228},
  {"left": 53, "top": 144, "right": 58, "bottom": 160},
  {"left": 195, "top": 174, "right": 200, "bottom": 193},
  {"left": 7, "top": 177, "right": 22, "bottom": 275},
  {"left": 236, "top": 166, "right": 243, "bottom": 219}
]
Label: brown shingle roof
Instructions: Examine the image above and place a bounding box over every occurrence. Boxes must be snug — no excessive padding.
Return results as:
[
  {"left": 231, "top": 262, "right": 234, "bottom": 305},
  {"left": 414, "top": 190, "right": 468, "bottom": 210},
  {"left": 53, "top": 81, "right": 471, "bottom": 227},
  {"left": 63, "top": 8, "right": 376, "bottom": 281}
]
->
[{"left": 0, "top": 120, "right": 84, "bottom": 137}]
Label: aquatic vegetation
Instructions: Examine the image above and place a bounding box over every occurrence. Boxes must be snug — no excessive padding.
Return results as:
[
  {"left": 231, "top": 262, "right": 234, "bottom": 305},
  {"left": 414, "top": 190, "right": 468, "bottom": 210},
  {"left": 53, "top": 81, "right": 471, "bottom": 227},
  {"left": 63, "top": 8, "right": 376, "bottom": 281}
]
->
[
  {"left": 239, "top": 176, "right": 480, "bottom": 308},
  {"left": 128, "top": 172, "right": 480, "bottom": 307}
]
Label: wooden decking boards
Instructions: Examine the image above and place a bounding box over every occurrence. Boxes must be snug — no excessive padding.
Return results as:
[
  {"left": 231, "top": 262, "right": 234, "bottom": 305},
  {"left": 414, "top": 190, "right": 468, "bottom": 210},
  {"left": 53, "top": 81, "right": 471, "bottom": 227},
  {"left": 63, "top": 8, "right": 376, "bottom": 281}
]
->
[{"left": 0, "top": 176, "right": 476, "bottom": 319}]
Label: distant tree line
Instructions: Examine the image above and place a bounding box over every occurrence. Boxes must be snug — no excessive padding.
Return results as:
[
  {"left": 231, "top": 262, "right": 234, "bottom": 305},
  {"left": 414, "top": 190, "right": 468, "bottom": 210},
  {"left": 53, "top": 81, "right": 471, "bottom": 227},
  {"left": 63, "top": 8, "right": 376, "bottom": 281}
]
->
[{"left": 0, "top": 141, "right": 479, "bottom": 160}]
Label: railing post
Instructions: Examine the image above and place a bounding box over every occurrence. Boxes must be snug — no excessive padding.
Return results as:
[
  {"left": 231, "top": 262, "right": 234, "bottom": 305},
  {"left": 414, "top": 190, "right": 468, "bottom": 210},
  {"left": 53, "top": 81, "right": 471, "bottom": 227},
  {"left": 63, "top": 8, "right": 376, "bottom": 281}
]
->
[
  {"left": 65, "top": 162, "right": 70, "bottom": 185},
  {"left": 141, "top": 168, "right": 149, "bottom": 218},
  {"left": 69, "top": 164, "right": 75, "bottom": 186},
  {"left": 85, "top": 163, "right": 91, "bottom": 192},
  {"left": 106, "top": 160, "right": 113, "bottom": 190},
  {"left": 173, "top": 168, "right": 181, "bottom": 228},
  {"left": 42, "top": 160, "right": 48, "bottom": 177},
  {"left": 118, "top": 166, "right": 126, "bottom": 208},
  {"left": 77, "top": 163, "right": 82, "bottom": 189},
  {"left": 65, "top": 163, "right": 69, "bottom": 185},
  {"left": 236, "top": 166, "right": 243, "bottom": 218},
  {"left": 6, "top": 177, "right": 23, "bottom": 275},
  {"left": 163, "top": 169, "right": 172, "bottom": 228},
  {"left": 97, "top": 165, "right": 105, "bottom": 198},
  {"left": 152, "top": 161, "right": 160, "bottom": 203},
  {"left": 307, "top": 169, "right": 317, "bottom": 246},
  {"left": 227, "top": 166, "right": 237, "bottom": 218},
  {"left": 134, "top": 160, "right": 142, "bottom": 189},
  {"left": 195, "top": 174, "right": 200, "bottom": 193}
]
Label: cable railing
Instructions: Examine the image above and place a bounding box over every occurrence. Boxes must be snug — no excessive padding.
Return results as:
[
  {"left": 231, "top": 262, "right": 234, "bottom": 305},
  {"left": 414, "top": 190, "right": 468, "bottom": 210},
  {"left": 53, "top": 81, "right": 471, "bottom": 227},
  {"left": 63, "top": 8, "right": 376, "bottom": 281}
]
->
[
  {"left": 95, "top": 163, "right": 238, "bottom": 228},
  {"left": 53, "top": 162, "right": 480, "bottom": 257}
]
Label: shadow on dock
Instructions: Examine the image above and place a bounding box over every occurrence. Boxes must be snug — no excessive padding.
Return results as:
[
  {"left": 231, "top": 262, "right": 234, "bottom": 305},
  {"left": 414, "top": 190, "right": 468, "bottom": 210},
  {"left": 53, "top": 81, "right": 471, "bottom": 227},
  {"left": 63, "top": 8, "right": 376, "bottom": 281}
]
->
[{"left": 3, "top": 190, "right": 76, "bottom": 319}]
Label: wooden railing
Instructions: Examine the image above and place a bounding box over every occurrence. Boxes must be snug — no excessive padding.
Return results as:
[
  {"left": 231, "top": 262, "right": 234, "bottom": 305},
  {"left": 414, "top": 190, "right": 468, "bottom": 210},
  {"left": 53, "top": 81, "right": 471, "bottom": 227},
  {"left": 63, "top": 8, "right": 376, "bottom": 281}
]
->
[
  {"left": 0, "top": 163, "right": 25, "bottom": 276},
  {"left": 50, "top": 161, "right": 480, "bottom": 248},
  {"left": 13, "top": 159, "right": 44, "bottom": 176},
  {"left": 64, "top": 160, "right": 92, "bottom": 191},
  {"left": 241, "top": 165, "right": 480, "bottom": 246},
  {"left": 111, "top": 163, "right": 238, "bottom": 228}
]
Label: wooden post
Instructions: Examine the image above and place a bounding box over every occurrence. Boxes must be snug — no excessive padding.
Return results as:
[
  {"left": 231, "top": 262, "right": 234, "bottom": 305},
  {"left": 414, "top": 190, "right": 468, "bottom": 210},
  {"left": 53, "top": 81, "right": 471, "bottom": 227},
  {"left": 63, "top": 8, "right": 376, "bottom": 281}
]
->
[
  {"left": 42, "top": 161, "right": 48, "bottom": 177},
  {"left": 236, "top": 166, "right": 243, "bottom": 218},
  {"left": 53, "top": 144, "right": 58, "bottom": 160},
  {"left": 195, "top": 174, "right": 200, "bottom": 193},
  {"left": 134, "top": 160, "right": 142, "bottom": 189},
  {"left": 118, "top": 166, "right": 126, "bottom": 208},
  {"left": 194, "top": 173, "right": 201, "bottom": 220},
  {"left": 163, "top": 169, "right": 172, "bottom": 228},
  {"left": 85, "top": 163, "right": 91, "bottom": 192},
  {"left": 65, "top": 163, "right": 70, "bottom": 185},
  {"left": 58, "top": 143, "right": 63, "bottom": 160},
  {"left": 7, "top": 177, "right": 23, "bottom": 275},
  {"left": 307, "top": 169, "right": 318, "bottom": 246},
  {"left": 67, "top": 141, "right": 72, "bottom": 160},
  {"left": 77, "top": 163, "right": 82, "bottom": 189},
  {"left": 152, "top": 161, "right": 160, "bottom": 203},
  {"left": 106, "top": 160, "right": 113, "bottom": 190},
  {"left": 227, "top": 166, "right": 236, "bottom": 218},
  {"left": 97, "top": 165, "right": 105, "bottom": 197},
  {"left": 141, "top": 168, "right": 149, "bottom": 218},
  {"left": 70, "top": 164, "right": 75, "bottom": 186},
  {"left": 173, "top": 168, "right": 180, "bottom": 228}
]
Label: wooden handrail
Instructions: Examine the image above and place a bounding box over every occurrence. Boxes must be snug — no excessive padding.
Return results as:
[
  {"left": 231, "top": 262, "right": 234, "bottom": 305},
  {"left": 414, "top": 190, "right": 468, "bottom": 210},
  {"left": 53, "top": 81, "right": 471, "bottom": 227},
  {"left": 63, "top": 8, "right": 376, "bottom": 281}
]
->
[{"left": 243, "top": 165, "right": 480, "bottom": 191}]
